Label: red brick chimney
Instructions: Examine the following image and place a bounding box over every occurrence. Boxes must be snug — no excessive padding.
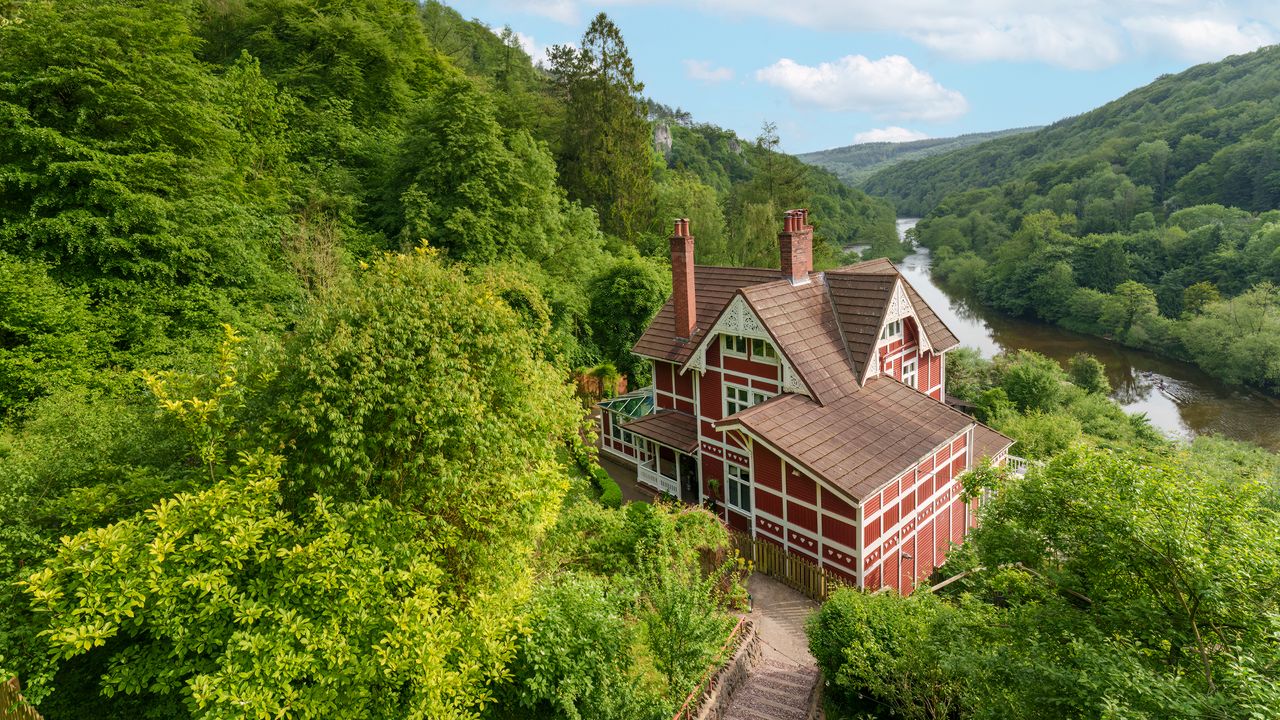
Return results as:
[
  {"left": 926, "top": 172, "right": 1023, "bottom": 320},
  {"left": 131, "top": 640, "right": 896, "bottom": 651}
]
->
[
  {"left": 779, "top": 208, "right": 813, "bottom": 284},
  {"left": 670, "top": 218, "right": 696, "bottom": 339}
]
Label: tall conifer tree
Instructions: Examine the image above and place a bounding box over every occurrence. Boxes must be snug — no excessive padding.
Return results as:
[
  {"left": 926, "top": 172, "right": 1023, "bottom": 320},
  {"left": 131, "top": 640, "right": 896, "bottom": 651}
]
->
[{"left": 549, "top": 13, "right": 655, "bottom": 244}]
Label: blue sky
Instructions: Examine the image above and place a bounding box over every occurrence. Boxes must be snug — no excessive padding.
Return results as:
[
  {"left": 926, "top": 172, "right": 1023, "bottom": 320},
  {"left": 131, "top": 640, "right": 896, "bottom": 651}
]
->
[{"left": 452, "top": 1, "right": 1280, "bottom": 154}]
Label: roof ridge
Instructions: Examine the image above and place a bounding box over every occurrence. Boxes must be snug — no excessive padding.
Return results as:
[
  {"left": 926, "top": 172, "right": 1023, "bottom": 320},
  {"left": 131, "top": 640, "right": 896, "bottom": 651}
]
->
[{"left": 822, "top": 273, "right": 862, "bottom": 391}]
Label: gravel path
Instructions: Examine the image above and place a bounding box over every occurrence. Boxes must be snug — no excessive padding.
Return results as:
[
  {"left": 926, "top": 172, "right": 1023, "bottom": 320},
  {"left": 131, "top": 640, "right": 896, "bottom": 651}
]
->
[{"left": 723, "top": 575, "right": 822, "bottom": 720}]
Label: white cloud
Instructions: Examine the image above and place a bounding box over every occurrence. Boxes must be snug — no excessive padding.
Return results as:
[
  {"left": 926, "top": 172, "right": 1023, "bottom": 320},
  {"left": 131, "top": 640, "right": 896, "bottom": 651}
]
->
[
  {"left": 505, "top": 1, "right": 1279, "bottom": 69},
  {"left": 1124, "top": 16, "right": 1277, "bottom": 63},
  {"left": 853, "top": 126, "right": 930, "bottom": 144},
  {"left": 684, "top": 59, "right": 734, "bottom": 82},
  {"left": 755, "top": 55, "right": 968, "bottom": 121},
  {"left": 488, "top": 26, "right": 559, "bottom": 66}
]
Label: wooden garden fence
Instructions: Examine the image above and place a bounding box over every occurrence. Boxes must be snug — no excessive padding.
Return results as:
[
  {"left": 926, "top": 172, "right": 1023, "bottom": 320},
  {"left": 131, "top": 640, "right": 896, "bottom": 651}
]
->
[
  {"left": 1, "top": 678, "right": 41, "bottom": 720},
  {"left": 731, "top": 532, "right": 851, "bottom": 603}
]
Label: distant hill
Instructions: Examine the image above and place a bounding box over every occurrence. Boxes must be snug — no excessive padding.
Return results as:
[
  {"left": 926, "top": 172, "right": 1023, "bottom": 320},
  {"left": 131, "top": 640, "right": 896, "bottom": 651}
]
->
[
  {"left": 796, "top": 128, "right": 1039, "bottom": 187},
  {"left": 860, "top": 44, "right": 1280, "bottom": 215}
]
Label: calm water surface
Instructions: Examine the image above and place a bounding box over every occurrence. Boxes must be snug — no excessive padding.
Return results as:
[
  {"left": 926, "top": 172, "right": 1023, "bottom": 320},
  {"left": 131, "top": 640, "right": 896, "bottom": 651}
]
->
[{"left": 892, "top": 218, "right": 1280, "bottom": 450}]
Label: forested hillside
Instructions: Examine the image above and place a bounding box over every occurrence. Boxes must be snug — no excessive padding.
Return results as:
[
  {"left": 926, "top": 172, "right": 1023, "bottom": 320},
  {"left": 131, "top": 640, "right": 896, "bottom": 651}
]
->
[
  {"left": 864, "top": 45, "right": 1280, "bottom": 216},
  {"left": 0, "top": 0, "right": 856, "bottom": 716},
  {"left": 861, "top": 45, "right": 1280, "bottom": 393},
  {"left": 797, "top": 127, "right": 1038, "bottom": 187}
]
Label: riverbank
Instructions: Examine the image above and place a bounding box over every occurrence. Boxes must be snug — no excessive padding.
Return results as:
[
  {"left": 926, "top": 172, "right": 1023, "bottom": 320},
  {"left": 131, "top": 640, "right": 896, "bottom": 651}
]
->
[{"left": 893, "top": 219, "right": 1280, "bottom": 451}]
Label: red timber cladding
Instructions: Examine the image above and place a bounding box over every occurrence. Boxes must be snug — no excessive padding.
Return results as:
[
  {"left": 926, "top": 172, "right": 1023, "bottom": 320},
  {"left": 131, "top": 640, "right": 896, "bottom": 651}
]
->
[
  {"left": 753, "top": 444, "right": 782, "bottom": 491},
  {"left": 701, "top": 454, "right": 723, "bottom": 500},
  {"left": 787, "top": 467, "right": 817, "bottom": 505},
  {"left": 727, "top": 509, "right": 751, "bottom": 533},
  {"left": 721, "top": 355, "right": 779, "bottom": 382},
  {"left": 860, "top": 428, "right": 972, "bottom": 596},
  {"left": 756, "top": 486, "right": 783, "bottom": 518},
  {"left": 701, "top": 370, "right": 723, "bottom": 422},
  {"left": 788, "top": 502, "right": 817, "bottom": 533},
  {"left": 655, "top": 360, "right": 674, "bottom": 397},
  {"left": 674, "top": 368, "right": 695, "bottom": 402}
]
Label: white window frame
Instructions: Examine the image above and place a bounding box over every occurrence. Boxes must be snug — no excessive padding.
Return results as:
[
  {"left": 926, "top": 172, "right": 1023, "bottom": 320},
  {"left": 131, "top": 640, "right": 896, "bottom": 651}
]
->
[
  {"left": 903, "top": 357, "right": 917, "bottom": 389},
  {"left": 880, "top": 319, "right": 903, "bottom": 341},
  {"left": 721, "top": 334, "right": 748, "bottom": 358},
  {"left": 750, "top": 338, "right": 779, "bottom": 364},
  {"left": 726, "top": 462, "right": 752, "bottom": 513},
  {"left": 724, "top": 383, "right": 771, "bottom": 416}
]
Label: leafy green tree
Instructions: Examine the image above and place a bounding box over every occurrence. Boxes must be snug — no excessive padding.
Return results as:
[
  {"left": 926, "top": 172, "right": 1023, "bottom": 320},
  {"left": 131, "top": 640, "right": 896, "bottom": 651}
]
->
[
  {"left": 498, "top": 573, "right": 666, "bottom": 720},
  {"left": 995, "top": 350, "right": 1066, "bottom": 413},
  {"left": 25, "top": 453, "right": 519, "bottom": 719},
  {"left": 1182, "top": 280, "right": 1222, "bottom": 316},
  {"left": 653, "top": 173, "right": 728, "bottom": 264},
  {"left": 808, "top": 589, "right": 974, "bottom": 719},
  {"left": 1066, "top": 352, "right": 1110, "bottom": 395},
  {"left": 270, "top": 248, "right": 582, "bottom": 589},
  {"left": 0, "top": 0, "right": 300, "bottom": 364},
  {"left": 388, "top": 76, "right": 571, "bottom": 265},
  {"left": 1100, "top": 280, "right": 1160, "bottom": 339},
  {"left": 1181, "top": 282, "right": 1280, "bottom": 391},
  {"left": 586, "top": 256, "right": 669, "bottom": 380},
  {"left": 0, "top": 254, "right": 107, "bottom": 415},
  {"left": 549, "top": 13, "right": 656, "bottom": 243},
  {"left": 639, "top": 541, "right": 733, "bottom": 698}
]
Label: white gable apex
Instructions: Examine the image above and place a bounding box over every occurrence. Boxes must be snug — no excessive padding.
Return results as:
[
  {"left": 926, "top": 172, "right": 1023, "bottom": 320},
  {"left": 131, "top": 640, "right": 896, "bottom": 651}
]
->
[{"left": 684, "top": 294, "right": 810, "bottom": 398}]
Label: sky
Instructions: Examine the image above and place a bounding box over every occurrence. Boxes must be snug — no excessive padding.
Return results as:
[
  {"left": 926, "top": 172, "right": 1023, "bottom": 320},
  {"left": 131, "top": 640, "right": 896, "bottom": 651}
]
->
[{"left": 451, "top": 0, "right": 1280, "bottom": 154}]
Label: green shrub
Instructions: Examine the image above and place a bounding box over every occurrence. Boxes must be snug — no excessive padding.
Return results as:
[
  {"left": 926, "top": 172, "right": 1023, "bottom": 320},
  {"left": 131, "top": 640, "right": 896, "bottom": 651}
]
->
[{"left": 599, "top": 471, "right": 623, "bottom": 509}]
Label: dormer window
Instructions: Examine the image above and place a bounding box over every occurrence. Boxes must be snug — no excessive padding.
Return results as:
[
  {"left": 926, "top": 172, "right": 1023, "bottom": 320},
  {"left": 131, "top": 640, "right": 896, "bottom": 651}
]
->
[{"left": 880, "top": 319, "right": 902, "bottom": 341}]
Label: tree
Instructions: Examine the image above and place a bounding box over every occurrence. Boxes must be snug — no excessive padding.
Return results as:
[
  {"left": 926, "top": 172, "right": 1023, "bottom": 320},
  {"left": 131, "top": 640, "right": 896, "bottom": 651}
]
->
[
  {"left": 586, "top": 256, "right": 669, "bottom": 380},
  {"left": 653, "top": 173, "right": 728, "bottom": 264},
  {"left": 270, "top": 248, "right": 582, "bottom": 590},
  {"left": 389, "top": 76, "right": 568, "bottom": 265},
  {"left": 1100, "top": 280, "right": 1160, "bottom": 339},
  {"left": 549, "top": 13, "right": 656, "bottom": 244},
  {"left": 1182, "top": 281, "right": 1221, "bottom": 316},
  {"left": 1067, "top": 352, "right": 1110, "bottom": 395},
  {"left": 996, "top": 350, "right": 1066, "bottom": 414},
  {"left": 25, "top": 453, "right": 520, "bottom": 719}
]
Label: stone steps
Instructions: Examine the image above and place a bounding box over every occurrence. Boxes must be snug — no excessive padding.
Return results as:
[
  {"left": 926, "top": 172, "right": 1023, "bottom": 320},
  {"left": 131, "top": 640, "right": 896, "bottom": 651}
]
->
[{"left": 722, "top": 658, "right": 819, "bottom": 720}]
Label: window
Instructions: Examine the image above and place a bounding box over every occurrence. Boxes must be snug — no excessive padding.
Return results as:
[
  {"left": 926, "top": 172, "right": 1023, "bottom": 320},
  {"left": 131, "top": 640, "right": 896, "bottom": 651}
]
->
[
  {"left": 903, "top": 358, "right": 918, "bottom": 389},
  {"left": 726, "top": 463, "right": 751, "bottom": 513},
  {"left": 724, "top": 384, "right": 771, "bottom": 416},
  {"left": 880, "top": 319, "right": 903, "bottom": 341},
  {"left": 609, "top": 412, "right": 624, "bottom": 440},
  {"left": 722, "top": 334, "right": 747, "bottom": 357},
  {"left": 750, "top": 338, "right": 778, "bottom": 363}
]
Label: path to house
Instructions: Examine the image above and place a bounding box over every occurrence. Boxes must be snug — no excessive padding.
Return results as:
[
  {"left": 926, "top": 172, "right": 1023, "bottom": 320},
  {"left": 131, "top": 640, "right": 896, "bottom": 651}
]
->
[
  {"left": 599, "top": 453, "right": 655, "bottom": 504},
  {"left": 725, "top": 574, "right": 822, "bottom": 720}
]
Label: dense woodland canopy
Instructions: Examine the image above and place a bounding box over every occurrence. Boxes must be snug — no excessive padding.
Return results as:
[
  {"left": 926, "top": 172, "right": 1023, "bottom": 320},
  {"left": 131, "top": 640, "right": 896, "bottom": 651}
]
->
[
  {"left": 852, "top": 45, "right": 1280, "bottom": 393},
  {"left": 1, "top": 1, "right": 1277, "bottom": 719}
]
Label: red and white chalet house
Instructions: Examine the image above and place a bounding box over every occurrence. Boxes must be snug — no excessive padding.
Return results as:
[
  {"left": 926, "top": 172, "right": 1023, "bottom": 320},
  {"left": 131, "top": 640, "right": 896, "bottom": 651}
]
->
[{"left": 599, "top": 212, "right": 1013, "bottom": 595}]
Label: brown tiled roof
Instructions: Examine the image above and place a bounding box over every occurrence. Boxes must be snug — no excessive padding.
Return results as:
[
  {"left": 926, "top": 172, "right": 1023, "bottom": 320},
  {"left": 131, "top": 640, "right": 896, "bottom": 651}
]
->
[
  {"left": 621, "top": 410, "right": 699, "bottom": 454},
  {"left": 973, "top": 422, "right": 1014, "bottom": 460},
  {"left": 717, "top": 378, "right": 975, "bottom": 501},
  {"left": 740, "top": 277, "right": 858, "bottom": 404},
  {"left": 902, "top": 279, "right": 960, "bottom": 352},
  {"left": 632, "top": 266, "right": 782, "bottom": 364},
  {"left": 824, "top": 270, "right": 896, "bottom": 382}
]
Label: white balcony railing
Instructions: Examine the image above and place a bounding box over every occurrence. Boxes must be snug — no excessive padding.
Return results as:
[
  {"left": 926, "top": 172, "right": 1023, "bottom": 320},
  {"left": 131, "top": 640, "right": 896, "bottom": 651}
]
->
[
  {"left": 1006, "top": 455, "right": 1031, "bottom": 476},
  {"left": 637, "top": 460, "right": 678, "bottom": 497}
]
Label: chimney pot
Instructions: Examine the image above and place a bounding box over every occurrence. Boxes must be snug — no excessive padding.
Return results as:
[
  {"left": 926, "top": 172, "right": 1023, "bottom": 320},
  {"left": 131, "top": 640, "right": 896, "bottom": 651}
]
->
[
  {"left": 779, "top": 208, "right": 813, "bottom": 284},
  {"left": 670, "top": 218, "right": 697, "bottom": 339}
]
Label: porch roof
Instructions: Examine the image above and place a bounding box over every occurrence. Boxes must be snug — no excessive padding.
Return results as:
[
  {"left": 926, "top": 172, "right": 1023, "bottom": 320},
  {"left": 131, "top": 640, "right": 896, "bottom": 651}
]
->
[{"left": 621, "top": 410, "right": 699, "bottom": 454}]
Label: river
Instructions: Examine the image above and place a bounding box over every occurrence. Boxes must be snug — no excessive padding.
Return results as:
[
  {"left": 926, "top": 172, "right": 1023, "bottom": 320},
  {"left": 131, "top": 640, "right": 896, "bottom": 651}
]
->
[{"left": 891, "top": 218, "right": 1280, "bottom": 451}]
